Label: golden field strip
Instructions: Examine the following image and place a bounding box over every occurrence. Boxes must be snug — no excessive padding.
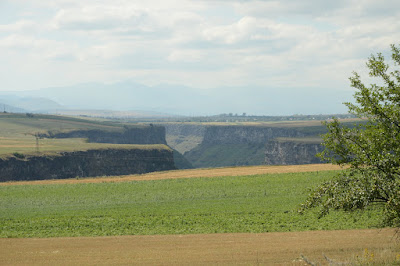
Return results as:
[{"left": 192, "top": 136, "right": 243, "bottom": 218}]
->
[
  {"left": 1, "top": 229, "right": 398, "bottom": 265},
  {"left": 1, "top": 163, "right": 344, "bottom": 186}
]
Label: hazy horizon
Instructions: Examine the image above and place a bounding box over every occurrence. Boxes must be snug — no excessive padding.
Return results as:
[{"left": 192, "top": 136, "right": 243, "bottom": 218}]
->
[{"left": 1, "top": 1, "right": 399, "bottom": 115}]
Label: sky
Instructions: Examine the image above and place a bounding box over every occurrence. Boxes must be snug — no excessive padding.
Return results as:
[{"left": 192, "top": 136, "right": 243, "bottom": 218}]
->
[{"left": 0, "top": 0, "right": 399, "bottom": 115}]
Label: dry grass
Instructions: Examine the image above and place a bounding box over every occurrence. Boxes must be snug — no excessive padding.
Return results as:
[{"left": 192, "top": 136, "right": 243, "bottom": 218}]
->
[
  {"left": 0, "top": 228, "right": 398, "bottom": 265},
  {"left": 0, "top": 163, "right": 344, "bottom": 186}
]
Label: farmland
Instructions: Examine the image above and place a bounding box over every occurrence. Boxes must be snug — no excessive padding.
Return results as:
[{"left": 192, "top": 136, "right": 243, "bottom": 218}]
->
[
  {"left": 1, "top": 229, "right": 397, "bottom": 265},
  {"left": 1, "top": 165, "right": 399, "bottom": 265},
  {"left": 0, "top": 114, "right": 398, "bottom": 264},
  {"left": 1, "top": 170, "right": 383, "bottom": 238}
]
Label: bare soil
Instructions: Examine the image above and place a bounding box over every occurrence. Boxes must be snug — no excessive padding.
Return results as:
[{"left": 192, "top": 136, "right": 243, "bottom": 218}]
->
[
  {"left": 0, "top": 229, "right": 397, "bottom": 265},
  {"left": 0, "top": 163, "right": 344, "bottom": 186}
]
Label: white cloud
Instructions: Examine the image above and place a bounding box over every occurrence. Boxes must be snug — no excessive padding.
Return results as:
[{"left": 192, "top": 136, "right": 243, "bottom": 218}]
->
[
  {"left": 52, "top": 5, "right": 157, "bottom": 34},
  {"left": 167, "top": 49, "right": 204, "bottom": 62},
  {"left": 202, "top": 16, "right": 262, "bottom": 44},
  {"left": 0, "top": 0, "right": 399, "bottom": 114},
  {"left": 0, "top": 20, "right": 38, "bottom": 32}
]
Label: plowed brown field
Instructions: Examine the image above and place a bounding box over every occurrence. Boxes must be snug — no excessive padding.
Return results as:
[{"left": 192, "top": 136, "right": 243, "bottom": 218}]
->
[
  {"left": 1, "top": 229, "right": 398, "bottom": 265},
  {"left": 1, "top": 163, "right": 344, "bottom": 186}
]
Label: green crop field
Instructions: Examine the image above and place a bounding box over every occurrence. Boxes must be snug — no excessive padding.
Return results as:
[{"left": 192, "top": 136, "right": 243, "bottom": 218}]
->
[{"left": 0, "top": 170, "right": 383, "bottom": 238}]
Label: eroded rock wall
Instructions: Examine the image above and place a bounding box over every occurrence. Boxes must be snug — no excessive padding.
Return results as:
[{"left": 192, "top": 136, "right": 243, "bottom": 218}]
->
[
  {"left": 264, "top": 141, "right": 324, "bottom": 165},
  {"left": 201, "top": 126, "right": 306, "bottom": 145},
  {"left": 184, "top": 125, "right": 315, "bottom": 167},
  {"left": 0, "top": 147, "right": 175, "bottom": 182}
]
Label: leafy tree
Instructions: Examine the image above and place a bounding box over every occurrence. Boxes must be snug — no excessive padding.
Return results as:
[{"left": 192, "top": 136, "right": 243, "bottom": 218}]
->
[{"left": 300, "top": 44, "right": 400, "bottom": 226}]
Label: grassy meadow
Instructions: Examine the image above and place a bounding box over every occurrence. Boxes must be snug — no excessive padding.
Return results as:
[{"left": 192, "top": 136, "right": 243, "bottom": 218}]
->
[{"left": 0, "top": 170, "right": 383, "bottom": 238}]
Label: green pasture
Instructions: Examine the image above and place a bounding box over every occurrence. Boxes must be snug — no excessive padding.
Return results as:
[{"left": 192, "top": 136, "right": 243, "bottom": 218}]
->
[{"left": 0, "top": 171, "right": 383, "bottom": 238}]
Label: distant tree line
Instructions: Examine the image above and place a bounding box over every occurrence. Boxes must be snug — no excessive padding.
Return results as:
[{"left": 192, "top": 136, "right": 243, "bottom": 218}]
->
[{"left": 119, "top": 113, "right": 356, "bottom": 123}]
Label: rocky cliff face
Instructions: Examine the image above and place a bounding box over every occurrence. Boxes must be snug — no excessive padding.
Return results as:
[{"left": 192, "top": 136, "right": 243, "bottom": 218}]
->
[
  {"left": 162, "top": 124, "right": 205, "bottom": 155},
  {"left": 183, "top": 125, "right": 325, "bottom": 167},
  {"left": 43, "top": 125, "right": 167, "bottom": 145},
  {"left": 0, "top": 147, "right": 175, "bottom": 182},
  {"left": 184, "top": 125, "right": 313, "bottom": 167},
  {"left": 201, "top": 126, "right": 307, "bottom": 145},
  {"left": 264, "top": 140, "right": 324, "bottom": 165}
]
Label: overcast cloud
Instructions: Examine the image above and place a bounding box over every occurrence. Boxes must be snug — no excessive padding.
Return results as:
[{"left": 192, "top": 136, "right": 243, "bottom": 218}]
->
[{"left": 0, "top": 0, "right": 399, "bottom": 114}]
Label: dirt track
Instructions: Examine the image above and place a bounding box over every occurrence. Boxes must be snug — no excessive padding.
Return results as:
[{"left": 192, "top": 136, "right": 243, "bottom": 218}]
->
[
  {"left": 0, "top": 228, "right": 397, "bottom": 265},
  {"left": 1, "top": 163, "right": 344, "bottom": 186}
]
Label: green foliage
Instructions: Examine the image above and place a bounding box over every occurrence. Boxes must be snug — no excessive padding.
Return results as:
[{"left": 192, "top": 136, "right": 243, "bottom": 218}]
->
[
  {"left": 300, "top": 44, "right": 400, "bottom": 226},
  {"left": 0, "top": 171, "right": 382, "bottom": 238},
  {"left": 12, "top": 152, "right": 25, "bottom": 159}
]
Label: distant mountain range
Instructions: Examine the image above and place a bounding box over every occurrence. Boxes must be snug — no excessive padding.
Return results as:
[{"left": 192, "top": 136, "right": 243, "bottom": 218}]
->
[
  {"left": 0, "top": 80, "right": 352, "bottom": 116},
  {"left": 0, "top": 95, "right": 178, "bottom": 118},
  {"left": 11, "top": 81, "right": 214, "bottom": 114},
  {"left": 0, "top": 95, "right": 62, "bottom": 113}
]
